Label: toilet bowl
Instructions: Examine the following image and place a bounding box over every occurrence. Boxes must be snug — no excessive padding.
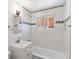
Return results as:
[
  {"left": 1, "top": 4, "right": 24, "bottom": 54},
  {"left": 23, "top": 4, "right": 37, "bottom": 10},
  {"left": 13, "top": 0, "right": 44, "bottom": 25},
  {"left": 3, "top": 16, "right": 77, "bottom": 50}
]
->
[{"left": 8, "top": 51, "right": 11, "bottom": 59}]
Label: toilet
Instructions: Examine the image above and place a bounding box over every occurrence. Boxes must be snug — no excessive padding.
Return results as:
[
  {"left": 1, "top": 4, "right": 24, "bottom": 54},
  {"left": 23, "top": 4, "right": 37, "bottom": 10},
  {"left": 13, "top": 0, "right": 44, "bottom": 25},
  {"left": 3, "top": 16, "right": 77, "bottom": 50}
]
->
[{"left": 8, "top": 51, "right": 11, "bottom": 59}]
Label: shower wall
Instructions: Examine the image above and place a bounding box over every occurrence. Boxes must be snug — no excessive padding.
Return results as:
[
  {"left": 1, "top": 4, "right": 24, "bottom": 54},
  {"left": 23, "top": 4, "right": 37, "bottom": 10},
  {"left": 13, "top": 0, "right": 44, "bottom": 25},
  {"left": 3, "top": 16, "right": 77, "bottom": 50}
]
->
[
  {"left": 8, "top": 0, "right": 18, "bottom": 46},
  {"left": 8, "top": 0, "right": 31, "bottom": 46},
  {"left": 64, "top": 0, "right": 71, "bottom": 59},
  {"left": 21, "top": 8, "right": 31, "bottom": 42},
  {"left": 31, "top": 7, "right": 65, "bottom": 53}
]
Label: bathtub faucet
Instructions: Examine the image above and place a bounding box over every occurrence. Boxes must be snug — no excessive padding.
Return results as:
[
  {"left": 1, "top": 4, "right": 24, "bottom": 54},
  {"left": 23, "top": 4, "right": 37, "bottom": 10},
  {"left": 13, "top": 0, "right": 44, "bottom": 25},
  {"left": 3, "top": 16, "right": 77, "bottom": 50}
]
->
[{"left": 16, "top": 36, "right": 21, "bottom": 43}]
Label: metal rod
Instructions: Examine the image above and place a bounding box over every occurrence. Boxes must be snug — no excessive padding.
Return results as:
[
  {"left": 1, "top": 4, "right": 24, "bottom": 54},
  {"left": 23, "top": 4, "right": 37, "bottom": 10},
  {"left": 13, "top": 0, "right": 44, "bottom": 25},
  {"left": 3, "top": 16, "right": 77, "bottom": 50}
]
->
[
  {"left": 22, "top": 6, "right": 32, "bottom": 13},
  {"left": 31, "top": 5, "right": 64, "bottom": 13},
  {"left": 22, "top": 5, "right": 64, "bottom": 13},
  {"left": 56, "top": 21, "right": 64, "bottom": 23},
  {"left": 23, "top": 20, "right": 64, "bottom": 25},
  {"left": 23, "top": 21, "right": 36, "bottom": 25}
]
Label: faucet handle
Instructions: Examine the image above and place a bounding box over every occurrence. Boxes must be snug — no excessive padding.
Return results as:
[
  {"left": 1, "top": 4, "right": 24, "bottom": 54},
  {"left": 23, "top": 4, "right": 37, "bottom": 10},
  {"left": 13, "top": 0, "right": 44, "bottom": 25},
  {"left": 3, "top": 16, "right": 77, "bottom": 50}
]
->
[{"left": 16, "top": 37, "right": 21, "bottom": 43}]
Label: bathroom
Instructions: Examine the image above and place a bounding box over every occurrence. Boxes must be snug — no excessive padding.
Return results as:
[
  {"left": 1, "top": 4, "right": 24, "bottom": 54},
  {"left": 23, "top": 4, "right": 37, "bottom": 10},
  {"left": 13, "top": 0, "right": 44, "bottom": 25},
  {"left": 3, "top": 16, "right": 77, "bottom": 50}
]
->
[{"left": 8, "top": 0, "right": 71, "bottom": 59}]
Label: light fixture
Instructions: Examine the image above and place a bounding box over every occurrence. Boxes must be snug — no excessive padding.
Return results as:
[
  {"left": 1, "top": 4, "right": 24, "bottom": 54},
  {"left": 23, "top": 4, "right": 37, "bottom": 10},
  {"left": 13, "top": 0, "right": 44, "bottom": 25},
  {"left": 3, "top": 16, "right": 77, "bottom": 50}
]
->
[{"left": 16, "top": 10, "right": 21, "bottom": 16}]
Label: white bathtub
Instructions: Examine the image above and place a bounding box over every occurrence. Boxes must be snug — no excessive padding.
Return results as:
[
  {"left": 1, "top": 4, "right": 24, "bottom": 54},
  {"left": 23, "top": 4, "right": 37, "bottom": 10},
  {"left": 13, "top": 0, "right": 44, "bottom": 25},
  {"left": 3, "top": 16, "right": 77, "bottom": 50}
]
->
[{"left": 32, "top": 46, "right": 66, "bottom": 59}]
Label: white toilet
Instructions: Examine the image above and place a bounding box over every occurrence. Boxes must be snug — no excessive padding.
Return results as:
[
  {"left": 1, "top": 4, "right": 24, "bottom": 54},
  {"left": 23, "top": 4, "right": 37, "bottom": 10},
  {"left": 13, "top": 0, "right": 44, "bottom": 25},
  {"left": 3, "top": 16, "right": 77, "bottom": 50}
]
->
[{"left": 8, "top": 51, "right": 11, "bottom": 59}]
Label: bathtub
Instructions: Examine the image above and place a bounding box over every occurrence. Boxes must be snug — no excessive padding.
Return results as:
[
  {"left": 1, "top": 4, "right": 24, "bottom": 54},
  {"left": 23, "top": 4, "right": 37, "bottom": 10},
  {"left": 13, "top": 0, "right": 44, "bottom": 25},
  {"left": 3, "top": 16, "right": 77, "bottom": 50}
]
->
[{"left": 32, "top": 46, "right": 66, "bottom": 59}]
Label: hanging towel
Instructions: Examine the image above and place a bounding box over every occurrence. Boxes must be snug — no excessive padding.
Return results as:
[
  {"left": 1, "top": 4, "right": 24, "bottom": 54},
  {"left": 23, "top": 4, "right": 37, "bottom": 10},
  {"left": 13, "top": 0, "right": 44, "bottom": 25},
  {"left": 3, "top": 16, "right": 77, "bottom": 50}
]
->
[{"left": 47, "top": 16, "right": 55, "bottom": 28}]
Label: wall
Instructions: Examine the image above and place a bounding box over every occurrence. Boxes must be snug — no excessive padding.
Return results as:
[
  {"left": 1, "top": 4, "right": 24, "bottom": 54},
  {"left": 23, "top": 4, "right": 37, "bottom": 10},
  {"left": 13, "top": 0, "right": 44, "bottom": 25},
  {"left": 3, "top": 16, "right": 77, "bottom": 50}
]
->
[
  {"left": 8, "top": 0, "right": 31, "bottom": 46},
  {"left": 64, "top": 21, "right": 71, "bottom": 59},
  {"left": 22, "top": 9, "right": 31, "bottom": 41},
  {"left": 64, "top": 0, "right": 71, "bottom": 59},
  {"left": 65, "top": 0, "right": 70, "bottom": 19},
  {"left": 8, "top": 0, "right": 18, "bottom": 46},
  {"left": 31, "top": 7, "right": 65, "bottom": 52}
]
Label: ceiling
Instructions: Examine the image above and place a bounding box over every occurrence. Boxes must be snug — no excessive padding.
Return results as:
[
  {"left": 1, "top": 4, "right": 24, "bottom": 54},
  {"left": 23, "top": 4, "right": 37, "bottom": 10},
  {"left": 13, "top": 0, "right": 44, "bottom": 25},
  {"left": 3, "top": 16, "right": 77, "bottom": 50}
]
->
[{"left": 16, "top": 0, "right": 65, "bottom": 13}]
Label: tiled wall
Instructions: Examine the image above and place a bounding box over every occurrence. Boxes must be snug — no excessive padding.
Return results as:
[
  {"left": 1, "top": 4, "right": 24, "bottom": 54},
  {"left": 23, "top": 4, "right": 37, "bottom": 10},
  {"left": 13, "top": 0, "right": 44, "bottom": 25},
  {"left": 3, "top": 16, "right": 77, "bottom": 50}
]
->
[
  {"left": 8, "top": 0, "right": 31, "bottom": 46},
  {"left": 31, "top": 7, "right": 65, "bottom": 52},
  {"left": 8, "top": 0, "right": 18, "bottom": 46},
  {"left": 64, "top": 0, "right": 71, "bottom": 59}
]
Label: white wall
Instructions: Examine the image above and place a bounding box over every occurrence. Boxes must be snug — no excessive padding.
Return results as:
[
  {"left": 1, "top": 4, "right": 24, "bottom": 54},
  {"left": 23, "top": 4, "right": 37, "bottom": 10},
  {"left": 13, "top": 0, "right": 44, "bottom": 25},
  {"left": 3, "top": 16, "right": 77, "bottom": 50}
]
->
[
  {"left": 64, "top": 20, "right": 71, "bottom": 59},
  {"left": 21, "top": 7, "right": 31, "bottom": 41},
  {"left": 65, "top": 0, "right": 70, "bottom": 19},
  {"left": 64, "top": 0, "right": 71, "bottom": 59},
  {"left": 64, "top": 26, "right": 71, "bottom": 59},
  {"left": 8, "top": 0, "right": 31, "bottom": 46},
  {"left": 32, "top": 7, "right": 65, "bottom": 21},
  {"left": 31, "top": 7, "right": 65, "bottom": 52},
  {"left": 8, "top": 0, "right": 18, "bottom": 46}
]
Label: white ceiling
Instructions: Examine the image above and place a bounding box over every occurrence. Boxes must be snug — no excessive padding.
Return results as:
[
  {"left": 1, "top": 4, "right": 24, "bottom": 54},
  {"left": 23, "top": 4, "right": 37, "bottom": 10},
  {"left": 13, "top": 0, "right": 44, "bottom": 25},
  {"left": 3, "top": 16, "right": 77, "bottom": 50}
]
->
[{"left": 16, "top": 0, "right": 65, "bottom": 12}]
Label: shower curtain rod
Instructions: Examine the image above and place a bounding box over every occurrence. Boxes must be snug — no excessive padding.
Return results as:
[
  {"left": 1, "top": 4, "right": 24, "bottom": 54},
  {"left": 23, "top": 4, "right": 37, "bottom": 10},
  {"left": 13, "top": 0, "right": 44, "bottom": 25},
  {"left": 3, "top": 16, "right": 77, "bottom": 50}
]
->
[
  {"left": 31, "top": 5, "right": 64, "bottom": 13},
  {"left": 23, "top": 21, "right": 36, "bottom": 25},
  {"left": 22, "top": 5, "right": 64, "bottom": 13},
  {"left": 8, "top": 20, "right": 64, "bottom": 30},
  {"left": 57, "top": 16, "right": 71, "bottom": 24},
  {"left": 56, "top": 21, "right": 64, "bottom": 23},
  {"left": 23, "top": 20, "right": 64, "bottom": 25}
]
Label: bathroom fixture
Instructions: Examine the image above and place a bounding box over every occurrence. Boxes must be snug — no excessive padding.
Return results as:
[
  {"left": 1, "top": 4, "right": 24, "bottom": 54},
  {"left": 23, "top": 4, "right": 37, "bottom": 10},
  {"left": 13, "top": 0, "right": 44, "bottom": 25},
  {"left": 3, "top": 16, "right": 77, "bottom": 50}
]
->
[
  {"left": 56, "top": 21, "right": 64, "bottom": 23},
  {"left": 10, "top": 40, "right": 32, "bottom": 59},
  {"left": 32, "top": 46, "right": 66, "bottom": 59},
  {"left": 23, "top": 21, "right": 36, "bottom": 25},
  {"left": 21, "top": 0, "right": 65, "bottom": 13},
  {"left": 16, "top": 36, "right": 21, "bottom": 43},
  {"left": 31, "top": 5, "right": 64, "bottom": 13},
  {"left": 16, "top": 10, "right": 21, "bottom": 16},
  {"left": 22, "top": 5, "right": 64, "bottom": 13}
]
